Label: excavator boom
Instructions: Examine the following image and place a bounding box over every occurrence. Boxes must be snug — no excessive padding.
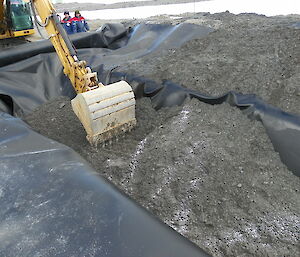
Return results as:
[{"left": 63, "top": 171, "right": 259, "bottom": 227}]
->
[{"left": 27, "top": 0, "right": 136, "bottom": 145}]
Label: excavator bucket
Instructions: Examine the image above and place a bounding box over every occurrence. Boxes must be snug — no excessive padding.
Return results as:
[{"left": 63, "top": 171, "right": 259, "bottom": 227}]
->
[{"left": 71, "top": 81, "right": 136, "bottom": 146}]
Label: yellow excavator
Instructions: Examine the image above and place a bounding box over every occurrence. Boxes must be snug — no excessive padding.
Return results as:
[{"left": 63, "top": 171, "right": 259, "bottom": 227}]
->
[
  {"left": 0, "top": 0, "right": 136, "bottom": 146},
  {"left": 0, "top": 0, "right": 34, "bottom": 38}
]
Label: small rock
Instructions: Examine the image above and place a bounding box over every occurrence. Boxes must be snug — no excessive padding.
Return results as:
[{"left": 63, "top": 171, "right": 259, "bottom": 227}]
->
[
  {"left": 59, "top": 102, "right": 66, "bottom": 109},
  {"left": 237, "top": 183, "right": 242, "bottom": 188}
]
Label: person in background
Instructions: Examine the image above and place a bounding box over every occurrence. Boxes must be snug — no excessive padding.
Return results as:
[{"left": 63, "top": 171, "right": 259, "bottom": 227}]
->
[
  {"left": 61, "top": 11, "right": 76, "bottom": 34},
  {"left": 72, "top": 10, "right": 89, "bottom": 33}
]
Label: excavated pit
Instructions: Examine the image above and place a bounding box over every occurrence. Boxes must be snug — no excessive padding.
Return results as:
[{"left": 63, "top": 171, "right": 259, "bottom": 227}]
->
[{"left": 23, "top": 12, "right": 300, "bottom": 257}]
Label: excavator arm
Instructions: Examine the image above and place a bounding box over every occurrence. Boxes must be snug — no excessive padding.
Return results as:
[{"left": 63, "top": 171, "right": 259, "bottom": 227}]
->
[
  {"left": 27, "top": 0, "right": 98, "bottom": 93},
  {"left": 27, "top": 0, "right": 136, "bottom": 145}
]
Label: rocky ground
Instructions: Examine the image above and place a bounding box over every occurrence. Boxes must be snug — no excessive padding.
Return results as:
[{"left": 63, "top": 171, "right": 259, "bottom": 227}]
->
[{"left": 24, "top": 12, "right": 300, "bottom": 257}]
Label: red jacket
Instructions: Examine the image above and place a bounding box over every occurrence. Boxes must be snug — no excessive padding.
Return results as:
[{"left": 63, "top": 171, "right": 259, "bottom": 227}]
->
[{"left": 70, "top": 16, "right": 86, "bottom": 22}]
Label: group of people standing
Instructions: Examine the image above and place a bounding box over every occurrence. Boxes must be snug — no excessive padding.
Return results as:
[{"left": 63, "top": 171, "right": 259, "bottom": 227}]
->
[{"left": 61, "top": 10, "right": 89, "bottom": 34}]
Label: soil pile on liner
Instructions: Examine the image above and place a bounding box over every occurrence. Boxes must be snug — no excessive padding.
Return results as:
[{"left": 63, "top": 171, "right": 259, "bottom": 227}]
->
[
  {"left": 25, "top": 97, "right": 181, "bottom": 188},
  {"left": 25, "top": 96, "right": 300, "bottom": 257},
  {"left": 122, "top": 13, "right": 300, "bottom": 115}
]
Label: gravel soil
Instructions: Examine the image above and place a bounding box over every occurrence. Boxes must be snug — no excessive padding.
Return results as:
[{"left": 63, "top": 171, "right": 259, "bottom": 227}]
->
[
  {"left": 24, "top": 12, "right": 300, "bottom": 257},
  {"left": 121, "top": 12, "right": 300, "bottom": 115}
]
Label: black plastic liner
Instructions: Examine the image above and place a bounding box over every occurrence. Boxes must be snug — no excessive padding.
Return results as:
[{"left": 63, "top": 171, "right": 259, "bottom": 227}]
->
[
  {"left": 0, "top": 23, "right": 213, "bottom": 116},
  {"left": 0, "top": 23, "right": 130, "bottom": 67},
  {"left": 0, "top": 113, "right": 210, "bottom": 257}
]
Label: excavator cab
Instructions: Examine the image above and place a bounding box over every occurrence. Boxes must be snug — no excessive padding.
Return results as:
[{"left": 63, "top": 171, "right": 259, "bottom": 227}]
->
[{"left": 0, "top": 0, "right": 34, "bottom": 39}]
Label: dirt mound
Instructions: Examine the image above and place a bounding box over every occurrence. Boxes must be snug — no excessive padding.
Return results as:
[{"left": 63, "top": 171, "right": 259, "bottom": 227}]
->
[
  {"left": 25, "top": 96, "right": 300, "bottom": 257},
  {"left": 123, "top": 99, "right": 299, "bottom": 257},
  {"left": 123, "top": 13, "right": 300, "bottom": 115},
  {"left": 25, "top": 97, "right": 181, "bottom": 187}
]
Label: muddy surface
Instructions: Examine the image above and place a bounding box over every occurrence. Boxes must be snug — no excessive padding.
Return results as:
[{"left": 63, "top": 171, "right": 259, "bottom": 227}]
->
[{"left": 24, "top": 12, "right": 300, "bottom": 257}]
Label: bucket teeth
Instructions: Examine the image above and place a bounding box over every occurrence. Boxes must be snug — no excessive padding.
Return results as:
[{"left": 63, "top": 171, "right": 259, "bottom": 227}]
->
[
  {"left": 87, "top": 119, "right": 136, "bottom": 146},
  {"left": 71, "top": 80, "right": 136, "bottom": 146}
]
